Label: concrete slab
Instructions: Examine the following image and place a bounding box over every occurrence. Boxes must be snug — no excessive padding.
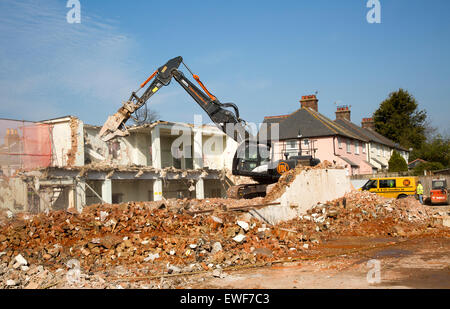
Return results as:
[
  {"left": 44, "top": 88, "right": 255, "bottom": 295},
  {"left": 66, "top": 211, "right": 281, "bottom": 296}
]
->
[{"left": 258, "top": 168, "right": 352, "bottom": 224}]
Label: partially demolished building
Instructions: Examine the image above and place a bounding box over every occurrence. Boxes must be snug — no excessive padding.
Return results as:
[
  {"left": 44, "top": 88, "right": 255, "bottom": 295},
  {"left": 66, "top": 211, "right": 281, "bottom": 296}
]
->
[{"left": 0, "top": 116, "right": 239, "bottom": 213}]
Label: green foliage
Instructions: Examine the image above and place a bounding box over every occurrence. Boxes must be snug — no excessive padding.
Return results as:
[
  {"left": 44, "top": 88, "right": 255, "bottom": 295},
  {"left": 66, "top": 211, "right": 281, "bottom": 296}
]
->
[
  {"left": 374, "top": 89, "right": 427, "bottom": 150},
  {"left": 388, "top": 150, "right": 408, "bottom": 172},
  {"left": 412, "top": 161, "right": 445, "bottom": 176},
  {"left": 409, "top": 134, "right": 450, "bottom": 168}
]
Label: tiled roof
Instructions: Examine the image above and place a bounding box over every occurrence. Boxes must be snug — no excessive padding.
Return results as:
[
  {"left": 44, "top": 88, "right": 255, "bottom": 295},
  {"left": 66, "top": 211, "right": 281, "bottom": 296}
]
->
[
  {"left": 339, "top": 156, "right": 359, "bottom": 167},
  {"left": 262, "top": 107, "right": 366, "bottom": 141},
  {"left": 372, "top": 157, "right": 387, "bottom": 168},
  {"left": 335, "top": 119, "right": 409, "bottom": 151}
]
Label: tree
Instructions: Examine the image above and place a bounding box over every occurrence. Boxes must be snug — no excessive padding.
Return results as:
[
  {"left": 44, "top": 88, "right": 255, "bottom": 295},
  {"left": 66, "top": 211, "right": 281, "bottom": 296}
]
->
[
  {"left": 373, "top": 89, "right": 427, "bottom": 150},
  {"left": 132, "top": 104, "right": 160, "bottom": 126},
  {"left": 412, "top": 161, "right": 445, "bottom": 176},
  {"left": 388, "top": 150, "right": 408, "bottom": 172},
  {"left": 409, "top": 134, "right": 450, "bottom": 168}
]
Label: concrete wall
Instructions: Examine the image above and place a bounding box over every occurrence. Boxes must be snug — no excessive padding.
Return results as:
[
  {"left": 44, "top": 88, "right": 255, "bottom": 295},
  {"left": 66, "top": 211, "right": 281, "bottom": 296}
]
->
[{"left": 257, "top": 168, "right": 352, "bottom": 224}]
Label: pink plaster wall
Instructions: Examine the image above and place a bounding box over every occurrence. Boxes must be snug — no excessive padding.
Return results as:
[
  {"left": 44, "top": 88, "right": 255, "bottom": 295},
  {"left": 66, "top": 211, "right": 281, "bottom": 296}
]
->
[{"left": 272, "top": 136, "right": 373, "bottom": 175}]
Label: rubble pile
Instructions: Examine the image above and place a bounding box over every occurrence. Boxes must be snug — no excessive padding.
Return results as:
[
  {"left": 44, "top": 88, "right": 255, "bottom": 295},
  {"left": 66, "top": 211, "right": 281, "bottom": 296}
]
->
[
  {"left": 0, "top": 198, "right": 308, "bottom": 288},
  {"left": 277, "top": 190, "right": 449, "bottom": 240},
  {"left": 0, "top": 190, "right": 448, "bottom": 288}
]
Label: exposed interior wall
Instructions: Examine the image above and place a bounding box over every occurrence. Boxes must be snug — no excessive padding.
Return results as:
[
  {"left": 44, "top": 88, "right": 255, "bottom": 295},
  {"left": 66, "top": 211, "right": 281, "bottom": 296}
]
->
[
  {"left": 86, "top": 180, "right": 103, "bottom": 206},
  {"left": 84, "top": 127, "right": 150, "bottom": 166},
  {"left": 46, "top": 117, "right": 85, "bottom": 167},
  {"left": 163, "top": 179, "right": 195, "bottom": 199},
  {"left": 203, "top": 135, "right": 227, "bottom": 170},
  {"left": 160, "top": 133, "right": 193, "bottom": 169},
  {"left": 50, "top": 186, "right": 71, "bottom": 210},
  {"left": 0, "top": 177, "right": 28, "bottom": 212},
  {"left": 204, "top": 179, "right": 226, "bottom": 198},
  {"left": 111, "top": 179, "right": 155, "bottom": 203},
  {"left": 223, "top": 137, "right": 238, "bottom": 170}
]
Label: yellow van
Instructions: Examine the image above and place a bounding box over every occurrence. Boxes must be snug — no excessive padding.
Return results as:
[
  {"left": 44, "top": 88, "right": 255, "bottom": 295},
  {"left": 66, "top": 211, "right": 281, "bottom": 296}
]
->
[{"left": 360, "top": 176, "right": 418, "bottom": 199}]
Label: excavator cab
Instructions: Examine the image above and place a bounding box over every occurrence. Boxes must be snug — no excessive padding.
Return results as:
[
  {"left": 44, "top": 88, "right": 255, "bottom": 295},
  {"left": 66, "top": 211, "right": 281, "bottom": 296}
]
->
[{"left": 232, "top": 141, "right": 273, "bottom": 181}]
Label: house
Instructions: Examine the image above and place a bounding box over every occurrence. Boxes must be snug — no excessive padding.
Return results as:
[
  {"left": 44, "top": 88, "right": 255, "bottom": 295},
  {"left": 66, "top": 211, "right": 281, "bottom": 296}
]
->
[
  {"left": 261, "top": 95, "right": 410, "bottom": 176},
  {"left": 0, "top": 116, "right": 239, "bottom": 213},
  {"left": 262, "top": 95, "right": 374, "bottom": 176},
  {"left": 333, "top": 107, "right": 410, "bottom": 172},
  {"left": 408, "top": 158, "right": 427, "bottom": 170}
]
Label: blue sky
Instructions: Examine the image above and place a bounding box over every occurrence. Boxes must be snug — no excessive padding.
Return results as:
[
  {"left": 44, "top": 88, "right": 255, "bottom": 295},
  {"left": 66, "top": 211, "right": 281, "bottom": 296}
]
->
[{"left": 0, "top": 0, "right": 449, "bottom": 134}]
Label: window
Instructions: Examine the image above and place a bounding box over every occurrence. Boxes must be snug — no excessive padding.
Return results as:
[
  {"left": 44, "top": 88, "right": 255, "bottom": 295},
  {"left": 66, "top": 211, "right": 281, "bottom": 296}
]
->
[
  {"left": 383, "top": 146, "right": 386, "bottom": 157},
  {"left": 338, "top": 137, "right": 342, "bottom": 149},
  {"left": 346, "top": 139, "right": 351, "bottom": 153},
  {"left": 362, "top": 143, "right": 366, "bottom": 153},
  {"left": 286, "top": 140, "right": 298, "bottom": 149},
  {"left": 284, "top": 140, "right": 298, "bottom": 158},
  {"left": 379, "top": 179, "right": 396, "bottom": 188},
  {"left": 355, "top": 141, "right": 360, "bottom": 155},
  {"left": 303, "top": 139, "right": 310, "bottom": 146},
  {"left": 362, "top": 179, "right": 378, "bottom": 190}
]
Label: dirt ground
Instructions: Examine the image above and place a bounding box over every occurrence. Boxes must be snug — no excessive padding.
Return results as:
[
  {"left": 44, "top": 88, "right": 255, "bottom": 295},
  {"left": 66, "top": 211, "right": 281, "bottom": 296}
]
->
[{"left": 187, "top": 236, "right": 450, "bottom": 289}]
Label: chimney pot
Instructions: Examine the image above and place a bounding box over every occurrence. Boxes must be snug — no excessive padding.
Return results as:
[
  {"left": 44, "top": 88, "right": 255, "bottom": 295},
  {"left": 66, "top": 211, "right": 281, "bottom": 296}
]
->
[
  {"left": 361, "top": 117, "right": 375, "bottom": 130},
  {"left": 335, "top": 105, "right": 351, "bottom": 121},
  {"left": 300, "top": 94, "right": 318, "bottom": 112}
]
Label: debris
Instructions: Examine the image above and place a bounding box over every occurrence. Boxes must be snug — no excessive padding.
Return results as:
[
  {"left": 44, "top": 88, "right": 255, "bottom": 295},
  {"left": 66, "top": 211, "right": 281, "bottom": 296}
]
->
[
  {"left": 14, "top": 254, "right": 28, "bottom": 267},
  {"left": 144, "top": 253, "right": 160, "bottom": 262},
  {"left": 167, "top": 264, "right": 181, "bottom": 274},
  {"left": 232, "top": 234, "right": 246, "bottom": 243},
  {"left": 237, "top": 220, "right": 249, "bottom": 231},
  {"left": 6, "top": 279, "right": 17, "bottom": 286},
  {"left": 211, "top": 216, "right": 223, "bottom": 224},
  {"left": 99, "top": 211, "right": 109, "bottom": 222},
  {"left": 253, "top": 247, "right": 273, "bottom": 257},
  {"left": 211, "top": 242, "right": 222, "bottom": 254}
]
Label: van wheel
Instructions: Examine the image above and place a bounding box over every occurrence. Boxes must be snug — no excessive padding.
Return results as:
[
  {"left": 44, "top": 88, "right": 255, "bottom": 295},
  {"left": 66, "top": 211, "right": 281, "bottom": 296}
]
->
[{"left": 397, "top": 194, "right": 408, "bottom": 199}]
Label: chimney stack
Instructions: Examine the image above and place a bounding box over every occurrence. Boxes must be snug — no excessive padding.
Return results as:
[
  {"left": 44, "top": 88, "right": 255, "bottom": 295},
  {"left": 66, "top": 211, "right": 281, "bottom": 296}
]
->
[
  {"left": 361, "top": 118, "right": 375, "bottom": 130},
  {"left": 335, "top": 105, "right": 351, "bottom": 121},
  {"left": 300, "top": 95, "right": 318, "bottom": 112}
]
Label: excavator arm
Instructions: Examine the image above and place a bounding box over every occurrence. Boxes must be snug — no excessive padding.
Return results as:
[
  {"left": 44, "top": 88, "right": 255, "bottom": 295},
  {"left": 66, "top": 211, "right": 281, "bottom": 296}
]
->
[{"left": 99, "top": 56, "right": 248, "bottom": 143}]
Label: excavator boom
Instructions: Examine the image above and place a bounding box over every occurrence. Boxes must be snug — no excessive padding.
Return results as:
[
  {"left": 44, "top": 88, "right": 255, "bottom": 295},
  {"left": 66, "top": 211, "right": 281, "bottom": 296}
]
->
[{"left": 99, "top": 56, "right": 248, "bottom": 143}]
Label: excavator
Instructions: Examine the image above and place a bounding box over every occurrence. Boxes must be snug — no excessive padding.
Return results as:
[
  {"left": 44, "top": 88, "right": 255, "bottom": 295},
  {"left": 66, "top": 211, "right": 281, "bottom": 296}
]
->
[{"left": 99, "top": 56, "right": 319, "bottom": 199}]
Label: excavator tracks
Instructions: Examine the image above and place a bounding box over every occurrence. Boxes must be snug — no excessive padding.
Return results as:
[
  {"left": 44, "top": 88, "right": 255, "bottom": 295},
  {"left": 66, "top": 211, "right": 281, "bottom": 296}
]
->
[{"left": 226, "top": 184, "right": 268, "bottom": 199}]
